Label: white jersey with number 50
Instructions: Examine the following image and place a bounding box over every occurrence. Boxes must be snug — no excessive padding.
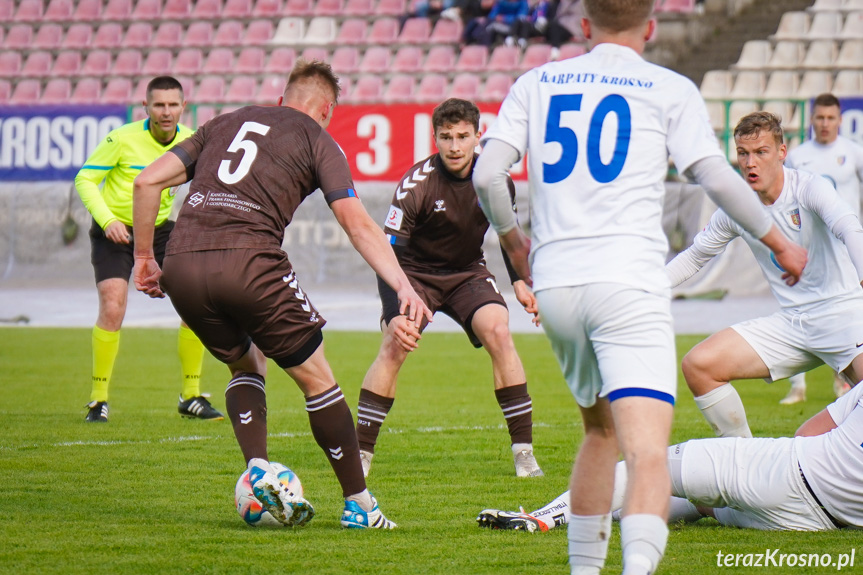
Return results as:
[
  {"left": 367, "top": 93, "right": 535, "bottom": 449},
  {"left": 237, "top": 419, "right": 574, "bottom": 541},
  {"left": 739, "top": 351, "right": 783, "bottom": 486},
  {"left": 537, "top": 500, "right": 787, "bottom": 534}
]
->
[{"left": 482, "top": 43, "right": 724, "bottom": 294}]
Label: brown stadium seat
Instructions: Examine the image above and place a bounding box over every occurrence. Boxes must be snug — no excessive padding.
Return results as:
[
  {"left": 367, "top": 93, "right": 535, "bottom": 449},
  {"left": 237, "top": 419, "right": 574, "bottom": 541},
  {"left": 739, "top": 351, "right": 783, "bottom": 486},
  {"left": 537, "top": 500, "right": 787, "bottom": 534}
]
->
[
  {"left": 455, "top": 44, "right": 489, "bottom": 73},
  {"left": 20, "top": 51, "right": 53, "bottom": 78},
  {"left": 398, "top": 18, "right": 431, "bottom": 44},
  {"left": 92, "top": 22, "right": 124, "bottom": 48},
  {"left": 384, "top": 74, "right": 416, "bottom": 103},
  {"left": 359, "top": 46, "right": 391, "bottom": 74},
  {"left": 264, "top": 47, "right": 297, "bottom": 74},
  {"left": 10, "top": 79, "right": 41, "bottom": 104},
  {"left": 162, "top": 0, "right": 192, "bottom": 20},
  {"left": 41, "top": 79, "right": 73, "bottom": 105},
  {"left": 101, "top": 0, "right": 132, "bottom": 21},
  {"left": 131, "top": 0, "right": 162, "bottom": 20},
  {"left": 174, "top": 49, "right": 204, "bottom": 76},
  {"left": 236, "top": 47, "right": 265, "bottom": 74},
  {"left": 368, "top": 17, "right": 400, "bottom": 45},
  {"left": 62, "top": 23, "right": 94, "bottom": 49},
  {"left": 185, "top": 22, "right": 215, "bottom": 48},
  {"left": 142, "top": 50, "right": 173, "bottom": 76},
  {"left": 224, "top": 0, "right": 254, "bottom": 18},
  {"left": 425, "top": 45, "right": 456, "bottom": 73},
  {"left": 124, "top": 22, "right": 154, "bottom": 48},
  {"left": 244, "top": 20, "right": 275, "bottom": 46},
  {"left": 103, "top": 78, "right": 133, "bottom": 104},
  {"left": 331, "top": 46, "right": 360, "bottom": 75},
  {"left": 392, "top": 45, "right": 424, "bottom": 74},
  {"left": 53, "top": 51, "right": 83, "bottom": 77},
  {"left": 70, "top": 78, "right": 103, "bottom": 104},
  {"left": 203, "top": 48, "right": 236, "bottom": 75},
  {"left": 33, "top": 24, "right": 64, "bottom": 50},
  {"left": 111, "top": 50, "right": 143, "bottom": 76}
]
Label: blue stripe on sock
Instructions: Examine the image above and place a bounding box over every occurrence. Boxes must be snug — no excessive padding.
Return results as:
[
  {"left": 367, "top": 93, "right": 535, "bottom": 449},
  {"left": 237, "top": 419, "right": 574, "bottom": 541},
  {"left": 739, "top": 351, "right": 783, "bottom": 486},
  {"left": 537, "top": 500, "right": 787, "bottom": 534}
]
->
[{"left": 607, "top": 387, "right": 675, "bottom": 406}]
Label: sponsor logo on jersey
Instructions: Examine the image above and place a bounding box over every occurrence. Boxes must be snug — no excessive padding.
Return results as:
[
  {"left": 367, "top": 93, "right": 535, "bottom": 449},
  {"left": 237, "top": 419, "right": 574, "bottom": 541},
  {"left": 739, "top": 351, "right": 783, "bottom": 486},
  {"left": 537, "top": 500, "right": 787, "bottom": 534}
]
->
[
  {"left": 386, "top": 205, "right": 404, "bottom": 230},
  {"left": 786, "top": 208, "right": 801, "bottom": 230},
  {"left": 838, "top": 155, "right": 846, "bottom": 166},
  {"left": 187, "top": 191, "right": 205, "bottom": 207},
  {"left": 434, "top": 199, "right": 446, "bottom": 212},
  {"left": 396, "top": 158, "right": 435, "bottom": 200}
]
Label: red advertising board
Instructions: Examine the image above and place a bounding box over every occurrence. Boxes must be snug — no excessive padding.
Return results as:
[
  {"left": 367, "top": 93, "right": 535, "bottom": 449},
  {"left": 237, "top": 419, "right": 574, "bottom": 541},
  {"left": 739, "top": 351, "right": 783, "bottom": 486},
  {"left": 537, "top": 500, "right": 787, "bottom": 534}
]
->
[{"left": 327, "top": 102, "right": 527, "bottom": 181}]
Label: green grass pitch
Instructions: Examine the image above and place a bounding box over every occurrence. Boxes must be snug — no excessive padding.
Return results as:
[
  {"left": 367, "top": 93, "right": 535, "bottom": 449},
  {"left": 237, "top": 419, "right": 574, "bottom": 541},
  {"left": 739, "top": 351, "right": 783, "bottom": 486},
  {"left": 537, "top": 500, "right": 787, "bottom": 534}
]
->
[{"left": 1, "top": 328, "right": 859, "bottom": 574}]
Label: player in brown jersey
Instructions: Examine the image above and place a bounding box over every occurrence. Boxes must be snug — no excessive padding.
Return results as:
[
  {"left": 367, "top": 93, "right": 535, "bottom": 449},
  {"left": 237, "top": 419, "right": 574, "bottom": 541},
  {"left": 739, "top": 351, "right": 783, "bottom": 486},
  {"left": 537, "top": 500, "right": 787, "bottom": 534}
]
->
[
  {"left": 131, "top": 60, "right": 432, "bottom": 529},
  {"left": 355, "top": 98, "right": 544, "bottom": 479}
]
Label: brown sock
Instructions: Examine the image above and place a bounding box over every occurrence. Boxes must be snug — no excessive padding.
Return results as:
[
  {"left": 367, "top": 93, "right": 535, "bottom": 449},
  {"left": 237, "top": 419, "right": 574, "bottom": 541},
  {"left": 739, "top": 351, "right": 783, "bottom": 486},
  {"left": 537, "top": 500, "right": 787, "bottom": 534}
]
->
[
  {"left": 495, "top": 383, "right": 533, "bottom": 445},
  {"left": 225, "top": 373, "right": 268, "bottom": 464},
  {"left": 356, "top": 388, "right": 394, "bottom": 453},
  {"left": 306, "top": 384, "right": 366, "bottom": 497}
]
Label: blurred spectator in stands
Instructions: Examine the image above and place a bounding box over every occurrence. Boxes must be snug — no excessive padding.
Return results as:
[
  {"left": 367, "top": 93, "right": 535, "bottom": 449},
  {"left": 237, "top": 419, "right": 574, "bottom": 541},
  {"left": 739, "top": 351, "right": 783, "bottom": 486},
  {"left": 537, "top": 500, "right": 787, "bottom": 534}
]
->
[
  {"left": 546, "top": 0, "right": 583, "bottom": 59},
  {"left": 508, "top": 0, "right": 557, "bottom": 50},
  {"left": 463, "top": 0, "right": 528, "bottom": 46},
  {"left": 402, "top": 0, "right": 455, "bottom": 23}
]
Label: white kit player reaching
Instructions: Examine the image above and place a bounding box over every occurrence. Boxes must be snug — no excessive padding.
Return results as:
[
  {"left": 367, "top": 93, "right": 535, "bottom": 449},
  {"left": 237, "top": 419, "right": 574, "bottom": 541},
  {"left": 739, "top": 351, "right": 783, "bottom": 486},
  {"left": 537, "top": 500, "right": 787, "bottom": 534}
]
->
[
  {"left": 472, "top": 1, "right": 806, "bottom": 574},
  {"left": 673, "top": 112, "right": 863, "bottom": 441},
  {"left": 781, "top": 93, "right": 863, "bottom": 404},
  {"left": 478, "top": 377, "right": 863, "bottom": 533}
]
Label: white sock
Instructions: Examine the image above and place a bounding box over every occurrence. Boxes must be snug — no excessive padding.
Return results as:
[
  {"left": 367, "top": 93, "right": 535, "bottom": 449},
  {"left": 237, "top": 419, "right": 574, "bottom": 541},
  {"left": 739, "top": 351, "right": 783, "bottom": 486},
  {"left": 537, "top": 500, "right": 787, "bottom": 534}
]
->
[
  {"left": 511, "top": 442, "right": 532, "bottom": 456},
  {"left": 611, "top": 460, "right": 628, "bottom": 512},
  {"left": 693, "top": 384, "right": 753, "bottom": 438},
  {"left": 346, "top": 488, "right": 373, "bottom": 511},
  {"left": 568, "top": 514, "right": 611, "bottom": 575},
  {"left": 668, "top": 496, "right": 703, "bottom": 523},
  {"left": 530, "top": 490, "right": 571, "bottom": 530},
  {"left": 620, "top": 514, "right": 668, "bottom": 575},
  {"left": 789, "top": 373, "right": 806, "bottom": 390}
]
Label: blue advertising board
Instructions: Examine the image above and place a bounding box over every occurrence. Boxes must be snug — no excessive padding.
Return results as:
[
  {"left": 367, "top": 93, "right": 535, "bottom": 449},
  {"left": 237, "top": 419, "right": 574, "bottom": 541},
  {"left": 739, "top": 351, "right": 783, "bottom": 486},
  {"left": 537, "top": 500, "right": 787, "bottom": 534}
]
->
[
  {"left": 0, "top": 105, "right": 127, "bottom": 181},
  {"left": 840, "top": 97, "right": 863, "bottom": 146}
]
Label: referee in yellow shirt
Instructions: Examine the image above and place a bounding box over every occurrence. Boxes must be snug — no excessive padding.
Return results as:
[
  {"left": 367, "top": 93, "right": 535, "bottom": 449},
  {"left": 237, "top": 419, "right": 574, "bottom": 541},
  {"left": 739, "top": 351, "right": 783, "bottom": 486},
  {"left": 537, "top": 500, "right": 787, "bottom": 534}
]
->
[{"left": 75, "top": 76, "right": 223, "bottom": 423}]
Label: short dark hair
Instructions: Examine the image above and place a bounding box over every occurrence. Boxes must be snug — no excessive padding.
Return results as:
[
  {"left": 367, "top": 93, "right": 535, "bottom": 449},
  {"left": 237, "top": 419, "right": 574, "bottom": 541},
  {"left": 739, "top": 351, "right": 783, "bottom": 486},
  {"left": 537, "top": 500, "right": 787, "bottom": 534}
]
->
[
  {"left": 813, "top": 93, "right": 841, "bottom": 110},
  {"left": 734, "top": 111, "right": 784, "bottom": 146},
  {"left": 583, "top": 0, "right": 653, "bottom": 33},
  {"left": 432, "top": 98, "right": 480, "bottom": 132},
  {"left": 288, "top": 58, "right": 341, "bottom": 103},
  {"left": 146, "top": 76, "right": 183, "bottom": 98}
]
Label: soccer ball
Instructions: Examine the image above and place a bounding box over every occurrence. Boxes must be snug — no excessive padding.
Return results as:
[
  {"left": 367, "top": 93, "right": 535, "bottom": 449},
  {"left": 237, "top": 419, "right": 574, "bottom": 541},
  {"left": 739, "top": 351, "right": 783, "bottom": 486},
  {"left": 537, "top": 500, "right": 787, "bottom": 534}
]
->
[{"left": 234, "top": 462, "right": 303, "bottom": 527}]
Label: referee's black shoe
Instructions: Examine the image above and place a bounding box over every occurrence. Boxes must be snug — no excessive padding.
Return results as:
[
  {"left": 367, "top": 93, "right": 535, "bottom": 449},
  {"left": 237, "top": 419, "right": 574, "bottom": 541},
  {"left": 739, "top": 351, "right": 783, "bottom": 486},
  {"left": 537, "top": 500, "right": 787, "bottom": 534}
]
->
[
  {"left": 178, "top": 394, "right": 224, "bottom": 420},
  {"left": 85, "top": 401, "right": 109, "bottom": 423}
]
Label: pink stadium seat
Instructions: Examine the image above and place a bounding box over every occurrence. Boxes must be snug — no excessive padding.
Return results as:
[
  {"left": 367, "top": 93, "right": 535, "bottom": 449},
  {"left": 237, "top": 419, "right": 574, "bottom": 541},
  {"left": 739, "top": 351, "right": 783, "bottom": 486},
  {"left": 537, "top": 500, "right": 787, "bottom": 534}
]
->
[
  {"left": 5, "top": 25, "right": 34, "bottom": 50},
  {"left": 344, "top": 0, "right": 375, "bottom": 16},
  {"left": 520, "top": 44, "right": 552, "bottom": 71},
  {"left": 0, "top": 0, "right": 13, "bottom": 21},
  {"left": 558, "top": 43, "right": 586, "bottom": 60},
  {"left": 111, "top": 50, "right": 142, "bottom": 76},
  {"left": 176, "top": 76, "right": 196, "bottom": 99},
  {"left": 359, "top": 46, "right": 391, "bottom": 74},
  {"left": 92, "top": 23, "right": 124, "bottom": 49},
  {"left": 448, "top": 73, "right": 480, "bottom": 100},
  {"left": 256, "top": 75, "right": 285, "bottom": 104},
  {"left": 384, "top": 74, "right": 416, "bottom": 103},
  {"left": 214, "top": 21, "right": 245, "bottom": 45},
  {"left": 265, "top": 47, "right": 296, "bottom": 74},
  {"left": 197, "top": 76, "right": 226, "bottom": 103},
  {"left": 70, "top": 78, "right": 102, "bottom": 104},
  {"left": 124, "top": 23, "right": 154, "bottom": 48},
  {"left": 131, "top": 0, "right": 162, "bottom": 20},
  {"left": 0, "top": 80, "right": 11, "bottom": 104},
  {"left": 174, "top": 49, "right": 204, "bottom": 75},
  {"left": 398, "top": 18, "right": 431, "bottom": 44},
  {"left": 0, "top": 28, "right": 4, "bottom": 47},
  {"left": 153, "top": 22, "right": 185, "bottom": 48},
  {"left": 20, "top": 51, "right": 53, "bottom": 78},
  {"left": 42, "top": 79, "right": 72, "bottom": 104},
  {"left": 194, "top": 106, "right": 219, "bottom": 127},
  {"left": 656, "top": 0, "right": 694, "bottom": 12},
  {"left": 225, "top": 76, "right": 258, "bottom": 103},
  {"left": 185, "top": 22, "right": 215, "bottom": 48},
  {"left": 331, "top": 46, "right": 360, "bottom": 74},
  {"left": 425, "top": 45, "right": 456, "bottom": 73},
  {"left": 14, "top": 0, "right": 44, "bottom": 22},
  {"left": 244, "top": 20, "right": 275, "bottom": 46},
  {"left": 10, "top": 79, "right": 41, "bottom": 104},
  {"left": 63, "top": 23, "right": 94, "bottom": 49},
  {"left": 133, "top": 78, "right": 149, "bottom": 102},
  {"left": 415, "top": 74, "right": 447, "bottom": 103},
  {"left": 483, "top": 73, "right": 513, "bottom": 101},
  {"left": 488, "top": 44, "right": 519, "bottom": 71},
  {"left": 33, "top": 24, "right": 64, "bottom": 50},
  {"left": 392, "top": 45, "right": 424, "bottom": 73},
  {"left": 300, "top": 47, "right": 329, "bottom": 63},
  {"left": 103, "top": 77, "right": 133, "bottom": 104},
  {"left": 314, "top": 0, "right": 343, "bottom": 15},
  {"left": 81, "top": 50, "right": 113, "bottom": 76},
  {"left": 429, "top": 18, "right": 462, "bottom": 43},
  {"left": 191, "top": 0, "right": 221, "bottom": 19},
  {"left": 351, "top": 75, "right": 384, "bottom": 103},
  {"left": 377, "top": 0, "right": 406, "bottom": 15},
  {"left": 252, "top": 0, "right": 282, "bottom": 17},
  {"left": 455, "top": 44, "right": 488, "bottom": 72},
  {"left": 101, "top": 0, "right": 132, "bottom": 20},
  {"left": 367, "top": 17, "right": 400, "bottom": 45},
  {"left": 283, "top": 0, "right": 313, "bottom": 16},
  {"left": 203, "top": 48, "right": 235, "bottom": 75},
  {"left": 337, "top": 19, "right": 368, "bottom": 45},
  {"left": 44, "top": 0, "right": 75, "bottom": 22},
  {"left": 53, "top": 51, "right": 83, "bottom": 77},
  {"left": 142, "top": 50, "right": 173, "bottom": 76},
  {"left": 224, "top": 0, "right": 253, "bottom": 18},
  {"left": 338, "top": 77, "right": 352, "bottom": 103},
  {"left": 72, "top": 0, "right": 103, "bottom": 21},
  {"left": 161, "top": 0, "right": 192, "bottom": 20},
  {"left": 236, "top": 47, "right": 266, "bottom": 74},
  {"left": 0, "top": 52, "right": 22, "bottom": 76}
]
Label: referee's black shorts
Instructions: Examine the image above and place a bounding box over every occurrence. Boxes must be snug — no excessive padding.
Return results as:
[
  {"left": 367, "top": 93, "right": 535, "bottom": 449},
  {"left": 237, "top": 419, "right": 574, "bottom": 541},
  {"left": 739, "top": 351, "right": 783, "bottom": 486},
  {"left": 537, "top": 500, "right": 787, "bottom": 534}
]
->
[{"left": 89, "top": 219, "right": 175, "bottom": 284}]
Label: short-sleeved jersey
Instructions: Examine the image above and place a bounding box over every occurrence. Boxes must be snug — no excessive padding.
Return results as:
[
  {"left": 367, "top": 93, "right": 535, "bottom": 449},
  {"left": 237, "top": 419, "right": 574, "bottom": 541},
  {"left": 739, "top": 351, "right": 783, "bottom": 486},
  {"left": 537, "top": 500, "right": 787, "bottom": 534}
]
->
[
  {"left": 167, "top": 105, "right": 356, "bottom": 255},
  {"left": 482, "top": 43, "right": 724, "bottom": 294},
  {"left": 75, "top": 119, "right": 193, "bottom": 228},
  {"left": 690, "top": 167, "right": 863, "bottom": 309},
  {"left": 786, "top": 136, "right": 863, "bottom": 219},
  {"left": 382, "top": 153, "right": 515, "bottom": 272},
  {"left": 796, "top": 380, "right": 863, "bottom": 528}
]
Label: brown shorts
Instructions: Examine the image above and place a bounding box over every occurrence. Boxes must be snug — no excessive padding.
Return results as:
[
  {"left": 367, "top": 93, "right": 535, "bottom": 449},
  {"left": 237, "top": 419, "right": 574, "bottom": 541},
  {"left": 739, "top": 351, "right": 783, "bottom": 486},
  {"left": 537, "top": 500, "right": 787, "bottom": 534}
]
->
[
  {"left": 90, "top": 219, "right": 174, "bottom": 284},
  {"left": 161, "top": 248, "right": 325, "bottom": 368},
  {"left": 380, "top": 265, "right": 507, "bottom": 348}
]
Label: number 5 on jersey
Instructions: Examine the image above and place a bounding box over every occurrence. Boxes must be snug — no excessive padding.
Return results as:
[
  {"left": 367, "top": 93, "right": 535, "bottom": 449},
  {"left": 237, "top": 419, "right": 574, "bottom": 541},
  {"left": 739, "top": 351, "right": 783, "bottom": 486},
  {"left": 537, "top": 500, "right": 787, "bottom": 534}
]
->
[{"left": 218, "top": 121, "right": 271, "bottom": 184}]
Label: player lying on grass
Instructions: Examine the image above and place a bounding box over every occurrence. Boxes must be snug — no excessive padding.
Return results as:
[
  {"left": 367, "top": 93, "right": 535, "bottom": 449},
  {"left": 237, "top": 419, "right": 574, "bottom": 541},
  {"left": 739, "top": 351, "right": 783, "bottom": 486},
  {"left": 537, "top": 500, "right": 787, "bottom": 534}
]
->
[{"left": 478, "top": 377, "right": 863, "bottom": 532}]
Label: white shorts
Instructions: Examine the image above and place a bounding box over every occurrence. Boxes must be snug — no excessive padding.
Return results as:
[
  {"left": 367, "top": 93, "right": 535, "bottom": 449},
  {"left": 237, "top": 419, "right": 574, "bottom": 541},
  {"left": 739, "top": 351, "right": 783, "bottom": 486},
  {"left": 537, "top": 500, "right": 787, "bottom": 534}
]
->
[
  {"left": 732, "top": 299, "right": 863, "bottom": 381},
  {"left": 678, "top": 437, "right": 837, "bottom": 531},
  {"left": 536, "top": 284, "right": 677, "bottom": 408}
]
